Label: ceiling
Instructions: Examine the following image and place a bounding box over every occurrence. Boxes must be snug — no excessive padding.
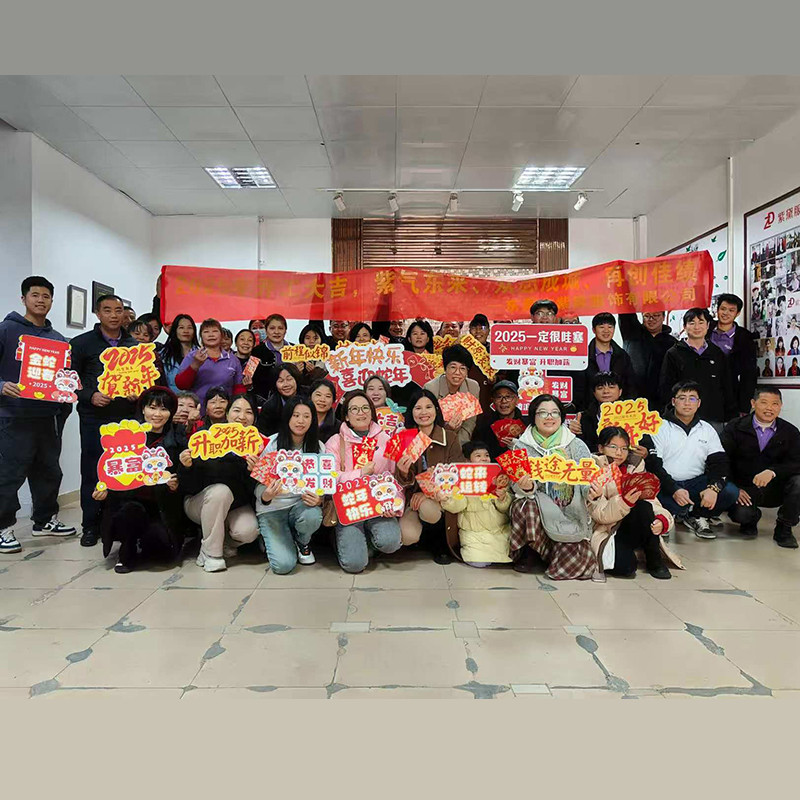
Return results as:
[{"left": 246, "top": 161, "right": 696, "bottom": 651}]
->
[{"left": 1, "top": 75, "right": 799, "bottom": 219}]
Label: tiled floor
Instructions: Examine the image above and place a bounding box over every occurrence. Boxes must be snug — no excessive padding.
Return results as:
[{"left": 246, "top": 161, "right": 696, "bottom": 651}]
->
[{"left": 2, "top": 502, "right": 800, "bottom": 700}]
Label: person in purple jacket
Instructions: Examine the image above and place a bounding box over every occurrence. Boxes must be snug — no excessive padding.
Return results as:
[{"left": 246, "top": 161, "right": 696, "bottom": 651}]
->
[
  {"left": 174, "top": 318, "right": 245, "bottom": 412},
  {"left": 0, "top": 277, "right": 76, "bottom": 554}
]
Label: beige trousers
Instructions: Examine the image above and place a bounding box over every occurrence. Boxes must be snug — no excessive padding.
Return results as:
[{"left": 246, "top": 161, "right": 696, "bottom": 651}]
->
[
  {"left": 400, "top": 498, "right": 443, "bottom": 545},
  {"left": 184, "top": 484, "right": 259, "bottom": 558}
]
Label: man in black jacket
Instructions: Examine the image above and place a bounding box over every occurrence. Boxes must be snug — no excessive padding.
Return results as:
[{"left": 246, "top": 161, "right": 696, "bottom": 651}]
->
[
  {"left": 70, "top": 294, "right": 138, "bottom": 547},
  {"left": 619, "top": 310, "right": 677, "bottom": 409},
  {"left": 583, "top": 312, "right": 635, "bottom": 408},
  {"left": 472, "top": 380, "right": 524, "bottom": 460},
  {"left": 707, "top": 293, "right": 759, "bottom": 415},
  {"left": 721, "top": 387, "right": 800, "bottom": 548},
  {"left": 659, "top": 308, "right": 736, "bottom": 429}
]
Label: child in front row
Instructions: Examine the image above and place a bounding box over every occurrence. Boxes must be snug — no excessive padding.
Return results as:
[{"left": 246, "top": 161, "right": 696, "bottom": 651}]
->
[{"left": 439, "top": 441, "right": 512, "bottom": 567}]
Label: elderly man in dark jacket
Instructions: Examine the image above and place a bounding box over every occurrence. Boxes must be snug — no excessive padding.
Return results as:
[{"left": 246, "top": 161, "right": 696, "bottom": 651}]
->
[
  {"left": 721, "top": 386, "right": 800, "bottom": 548},
  {"left": 619, "top": 310, "right": 677, "bottom": 409}
]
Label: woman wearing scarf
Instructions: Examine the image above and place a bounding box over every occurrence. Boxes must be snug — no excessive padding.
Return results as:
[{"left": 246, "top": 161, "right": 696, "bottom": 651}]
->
[{"left": 509, "top": 394, "right": 598, "bottom": 580}]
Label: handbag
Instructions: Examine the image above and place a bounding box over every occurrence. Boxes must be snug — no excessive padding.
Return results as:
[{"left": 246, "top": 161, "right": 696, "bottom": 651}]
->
[
  {"left": 534, "top": 491, "right": 588, "bottom": 543},
  {"left": 322, "top": 437, "right": 347, "bottom": 527}
]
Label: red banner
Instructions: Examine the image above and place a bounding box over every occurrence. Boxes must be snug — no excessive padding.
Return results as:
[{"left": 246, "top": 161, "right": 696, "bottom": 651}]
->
[
  {"left": 160, "top": 252, "right": 712, "bottom": 324},
  {"left": 490, "top": 323, "right": 590, "bottom": 370}
]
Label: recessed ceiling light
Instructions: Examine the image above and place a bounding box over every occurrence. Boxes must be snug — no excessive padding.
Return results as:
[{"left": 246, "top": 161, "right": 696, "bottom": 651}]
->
[
  {"left": 514, "top": 166, "right": 586, "bottom": 190},
  {"left": 204, "top": 166, "right": 277, "bottom": 189}
]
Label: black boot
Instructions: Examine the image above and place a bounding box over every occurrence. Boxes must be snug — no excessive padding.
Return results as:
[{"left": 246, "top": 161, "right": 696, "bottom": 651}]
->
[
  {"left": 512, "top": 545, "right": 539, "bottom": 573},
  {"left": 774, "top": 522, "right": 799, "bottom": 549}
]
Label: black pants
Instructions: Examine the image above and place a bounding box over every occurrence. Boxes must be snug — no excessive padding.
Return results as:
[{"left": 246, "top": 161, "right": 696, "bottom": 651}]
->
[
  {"left": 79, "top": 414, "right": 104, "bottom": 532},
  {"left": 104, "top": 501, "right": 177, "bottom": 568},
  {"left": 613, "top": 499, "right": 664, "bottom": 574},
  {"left": 0, "top": 416, "right": 63, "bottom": 528},
  {"left": 728, "top": 474, "right": 800, "bottom": 529}
]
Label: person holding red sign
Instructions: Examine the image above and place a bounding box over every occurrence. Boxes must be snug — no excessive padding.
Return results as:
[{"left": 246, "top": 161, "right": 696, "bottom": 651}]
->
[
  {"left": 325, "top": 391, "right": 402, "bottom": 573},
  {"left": 569, "top": 371, "right": 624, "bottom": 454},
  {"left": 295, "top": 323, "right": 329, "bottom": 392},
  {"left": 93, "top": 387, "right": 187, "bottom": 573},
  {"left": 70, "top": 294, "right": 139, "bottom": 548},
  {"left": 509, "top": 394, "right": 598, "bottom": 580},
  {"left": 0, "top": 276, "right": 76, "bottom": 554},
  {"left": 255, "top": 397, "right": 325, "bottom": 574},
  {"left": 587, "top": 426, "right": 678, "bottom": 581},
  {"left": 178, "top": 395, "right": 261, "bottom": 572},
  {"left": 396, "top": 389, "right": 463, "bottom": 563}
]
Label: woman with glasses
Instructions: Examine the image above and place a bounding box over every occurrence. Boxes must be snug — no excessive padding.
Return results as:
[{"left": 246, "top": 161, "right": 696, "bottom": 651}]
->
[
  {"left": 587, "top": 426, "right": 679, "bottom": 581},
  {"left": 325, "top": 391, "right": 402, "bottom": 573},
  {"left": 509, "top": 394, "right": 598, "bottom": 580}
]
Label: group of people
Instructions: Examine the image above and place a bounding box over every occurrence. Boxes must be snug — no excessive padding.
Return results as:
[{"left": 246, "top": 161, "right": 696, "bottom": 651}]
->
[{"left": 1, "top": 275, "right": 799, "bottom": 585}]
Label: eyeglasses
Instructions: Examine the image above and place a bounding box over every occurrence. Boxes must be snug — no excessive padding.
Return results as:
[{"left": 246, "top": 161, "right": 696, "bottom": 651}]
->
[
  {"left": 603, "top": 444, "right": 630, "bottom": 454},
  {"left": 348, "top": 406, "right": 371, "bottom": 414},
  {"left": 674, "top": 395, "right": 700, "bottom": 404},
  {"left": 532, "top": 311, "right": 557, "bottom": 321},
  {"left": 534, "top": 410, "right": 561, "bottom": 419}
]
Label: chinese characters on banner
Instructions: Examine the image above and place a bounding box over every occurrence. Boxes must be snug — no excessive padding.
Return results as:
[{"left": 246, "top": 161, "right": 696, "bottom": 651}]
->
[
  {"left": 333, "top": 474, "right": 405, "bottom": 524},
  {"left": 376, "top": 407, "right": 404, "bottom": 436},
  {"left": 416, "top": 463, "right": 503, "bottom": 499},
  {"left": 251, "top": 450, "right": 338, "bottom": 495},
  {"left": 95, "top": 420, "right": 172, "bottom": 492},
  {"left": 97, "top": 343, "right": 159, "bottom": 398},
  {"left": 325, "top": 340, "right": 411, "bottom": 392},
  {"left": 490, "top": 324, "right": 589, "bottom": 370},
  {"left": 161, "top": 253, "right": 713, "bottom": 324},
  {"left": 15, "top": 335, "right": 80, "bottom": 402},
  {"left": 280, "top": 343, "right": 331, "bottom": 363},
  {"left": 460, "top": 333, "right": 496, "bottom": 380},
  {"left": 188, "top": 423, "right": 265, "bottom": 460},
  {"left": 497, "top": 449, "right": 600, "bottom": 485},
  {"left": 597, "top": 398, "right": 663, "bottom": 445},
  {"left": 433, "top": 335, "right": 458, "bottom": 355},
  {"left": 745, "top": 187, "right": 800, "bottom": 385}
]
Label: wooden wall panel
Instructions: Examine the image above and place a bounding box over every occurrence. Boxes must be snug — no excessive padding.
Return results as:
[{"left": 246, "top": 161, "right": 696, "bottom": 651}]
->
[
  {"left": 537, "top": 218, "right": 569, "bottom": 273},
  {"left": 331, "top": 218, "right": 362, "bottom": 273}
]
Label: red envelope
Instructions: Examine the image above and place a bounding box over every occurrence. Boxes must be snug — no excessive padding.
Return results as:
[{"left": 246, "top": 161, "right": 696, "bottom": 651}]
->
[
  {"left": 384, "top": 429, "right": 432, "bottom": 462},
  {"left": 243, "top": 356, "right": 260, "bottom": 380},
  {"left": 496, "top": 449, "right": 533, "bottom": 482},
  {"left": 250, "top": 451, "right": 279, "bottom": 484},
  {"left": 351, "top": 438, "right": 378, "bottom": 468},
  {"left": 620, "top": 472, "right": 661, "bottom": 500},
  {"left": 490, "top": 418, "right": 526, "bottom": 442},
  {"left": 439, "top": 392, "right": 483, "bottom": 423}
]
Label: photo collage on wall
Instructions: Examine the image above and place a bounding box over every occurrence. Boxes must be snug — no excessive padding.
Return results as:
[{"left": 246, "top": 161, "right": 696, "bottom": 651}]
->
[{"left": 746, "top": 187, "right": 800, "bottom": 384}]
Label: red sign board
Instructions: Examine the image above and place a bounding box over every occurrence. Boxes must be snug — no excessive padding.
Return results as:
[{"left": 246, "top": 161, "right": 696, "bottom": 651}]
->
[
  {"left": 333, "top": 473, "right": 405, "bottom": 524},
  {"left": 96, "top": 420, "right": 173, "bottom": 492},
  {"left": 490, "top": 324, "right": 589, "bottom": 371},
  {"left": 250, "top": 450, "right": 338, "bottom": 495},
  {"left": 15, "top": 335, "right": 79, "bottom": 402},
  {"left": 416, "top": 463, "right": 503, "bottom": 498},
  {"left": 517, "top": 369, "right": 573, "bottom": 412}
]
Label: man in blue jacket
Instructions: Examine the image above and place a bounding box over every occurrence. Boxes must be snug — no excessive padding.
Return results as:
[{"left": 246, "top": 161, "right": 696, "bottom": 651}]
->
[{"left": 0, "top": 277, "right": 76, "bottom": 554}]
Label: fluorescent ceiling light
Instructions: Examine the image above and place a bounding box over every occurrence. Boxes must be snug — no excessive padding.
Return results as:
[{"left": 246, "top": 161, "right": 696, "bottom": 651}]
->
[
  {"left": 204, "top": 166, "right": 276, "bottom": 189},
  {"left": 574, "top": 192, "right": 588, "bottom": 211},
  {"left": 514, "top": 166, "right": 586, "bottom": 190},
  {"left": 448, "top": 192, "right": 458, "bottom": 213},
  {"left": 388, "top": 193, "right": 399, "bottom": 212},
  {"left": 511, "top": 192, "right": 524, "bottom": 212},
  {"left": 333, "top": 192, "right": 346, "bottom": 212}
]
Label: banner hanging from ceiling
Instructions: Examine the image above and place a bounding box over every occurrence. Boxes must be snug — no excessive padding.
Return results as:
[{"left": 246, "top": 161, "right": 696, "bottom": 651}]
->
[{"left": 160, "top": 252, "right": 712, "bottom": 324}]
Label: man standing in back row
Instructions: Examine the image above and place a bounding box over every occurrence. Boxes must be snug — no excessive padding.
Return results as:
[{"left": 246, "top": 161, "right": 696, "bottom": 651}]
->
[
  {"left": 619, "top": 309, "right": 677, "bottom": 409},
  {"left": 70, "top": 294, "right": 138, "bottom": 547},
  {"left": 0, "top": 277, "right": 76, "bottom": 554}
]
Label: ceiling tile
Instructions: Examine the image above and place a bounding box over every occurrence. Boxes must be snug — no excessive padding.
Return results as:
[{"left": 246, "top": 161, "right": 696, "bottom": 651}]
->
[
  {"left": 397, "top": 142, "right": 466, "bottom": 168},
  {"left": 225, "top": 189, "right": 294, "bottom": 216},
  {"left": 235, "top": 106, "right": 321, "bottom": 140},
  {"left": 563, "top": 75, "right": 667, "bottom": 107},
  {"left": 139, "top": 168, "right": 220, "bottom": 189},
  {"left": 152, "top": 106, "right": 248, "bottom": 140},
  {"left": 687, "top": 107, "right": 798, "bottom": 141},
  {"left": 731, "top": 76, "right": 800, "bottom": 107},
  {"left": 647, "top": 76, "right": 747, "bottom": 107},
  {"left": 316, "top": 106, "right": 395, "bottom": 141},
  {"left": 71, "top": 106, "right": 176, "bottom": 140},
  {"left": 214, "top": 76, "right": 312, "bottom": 106},
  {"left": 332, "top": 165, "right": 396, "bottom": 188},
  {"left": 397, "top": 76, "right": 485, "bottom": 106},
  {"left": 55, "top": 139, "right": 136, "bottom": 168},
  {"left": 454, "top": 166, "right": 525, "bottom": 189},
  {"left": 307, "top": 75, "right": 397, "bottom": 106},
  {"left": 0, "top": 75, "right": 65, "bottom": 108},
  {"left": 15, "top": 105, "right": 103, "bottom": 142},
  {"left": 460, "top": 140, "right": 607, "bottom": 167},
  {"left": 182, "top": 140, "right": 262, "bottom": 166},
  {"left": 281, "top": 189, "right": 338, "bottom": 217},
  {"left": 134, "top": 189, "right": 238, "bottom": 216},
  {"left": 110, "top": 141, "right": 199, "bottom": 167},
  {"left": 325, "top": 140, "right": 394, "bottom": 168},
  {"left": 398, "top": 167, "right": 458, "bottom": 189},
  {"left": 470, "top": 106, "right": 637, "bottom": 143},
  {"left": 254, "top": 140, "right": 331, "bottom": 169},
  {"left": 124, "top": 76, "right": 228, "bottom": 106},
  {"left": 37, "top": 76, "right": 145, "bottom": 106},
  {"left": 268, "top": 165, "right": 333, "bottom": 189},
  {"left": 615, "top": 108, "right": 712, "bottom": 141},
  {"left": 397, "top": 106, "right": 477, "bottom": 142},
  {"left": 481, "top": 76, "right": 577, "bottom": 106}
]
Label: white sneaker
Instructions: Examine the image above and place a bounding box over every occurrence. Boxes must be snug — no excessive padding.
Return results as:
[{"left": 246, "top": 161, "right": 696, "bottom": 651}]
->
[
  {"left": 683, "top": 516, "right": 716, "bottom": 540},
  {"left": 296, "top": 542, "right": 316, "bottom": 565},
  {"left": 0, "top": 527, "right": 22, "bottom": 554},
  {"left": 31, "top": 516, "right": 76, "bottom": 537},
  {"left": 196, "top": 551, "right": 227, "bottom": 572}
]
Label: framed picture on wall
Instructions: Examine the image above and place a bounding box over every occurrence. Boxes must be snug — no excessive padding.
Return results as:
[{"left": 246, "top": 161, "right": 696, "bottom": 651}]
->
[
  {"left": 745, "top": 184, "right": 800, "bottom": 387},
  {"left": 66, "top": 285, "right": 87, "bottom": 329},
  {"left": 91, "top": 281, "right": 115, "bottom": 311}
]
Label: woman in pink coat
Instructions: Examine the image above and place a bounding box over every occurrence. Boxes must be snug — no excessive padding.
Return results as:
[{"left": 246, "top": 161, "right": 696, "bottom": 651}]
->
[{"left": 325, "top": 391, "right": 402, "bottom": 572}]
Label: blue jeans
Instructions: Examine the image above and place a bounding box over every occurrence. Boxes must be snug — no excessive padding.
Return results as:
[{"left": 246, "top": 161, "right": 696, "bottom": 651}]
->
[
  {"left": 658, "top": 475, "right": 739, "bottom": 519},
  {"left": 257, "top": 502, "right": 323, "bottom": 574},
  {"left": 335, "top": 517, "right": 402, "bottom": 573}
]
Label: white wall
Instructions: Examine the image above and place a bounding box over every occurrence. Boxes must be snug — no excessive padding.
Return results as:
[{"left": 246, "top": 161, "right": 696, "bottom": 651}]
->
[
  {"left": 0, "top": 129, "right": 32, "bottom": 313},
  {"left": 646, "top": 107, "right": 800, "bottom": 424},
  {"left": 569, "top": 217, "right": 635, "bottom": 268}
]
